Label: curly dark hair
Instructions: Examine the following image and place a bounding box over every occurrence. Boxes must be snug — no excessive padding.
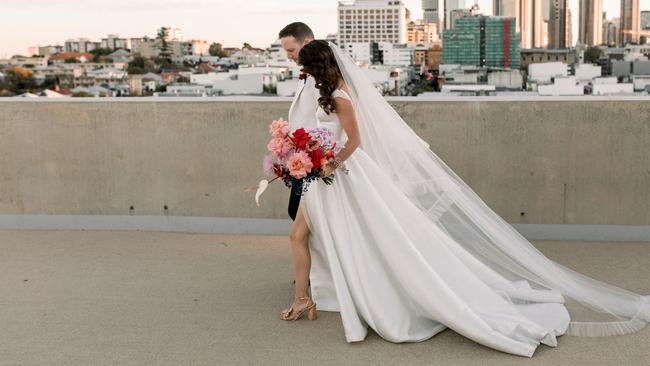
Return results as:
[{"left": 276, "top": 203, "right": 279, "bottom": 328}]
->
[{"left": 298, "top": 40, "right": 344, "bottom": 115}]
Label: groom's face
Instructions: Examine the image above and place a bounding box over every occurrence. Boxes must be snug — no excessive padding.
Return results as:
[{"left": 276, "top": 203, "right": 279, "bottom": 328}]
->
[{"left": 280, "top": 36, "right": 310, "bottom": 63}]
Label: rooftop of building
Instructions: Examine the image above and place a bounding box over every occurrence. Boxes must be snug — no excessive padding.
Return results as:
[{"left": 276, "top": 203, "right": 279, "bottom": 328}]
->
[{"left": 0, "top": 229, "right": 648, "bottom": 365}]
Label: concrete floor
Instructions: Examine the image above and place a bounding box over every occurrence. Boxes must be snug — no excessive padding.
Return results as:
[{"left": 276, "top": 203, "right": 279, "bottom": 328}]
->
[{"left": 0, "top": 230, "right": 648, "bottom": 366}]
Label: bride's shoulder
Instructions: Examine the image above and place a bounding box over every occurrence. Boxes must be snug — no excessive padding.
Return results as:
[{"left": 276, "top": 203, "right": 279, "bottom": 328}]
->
[
  {"left": 332, "top": 83, "right": 352, "bottom": 101},
  {"left": 336, "top": 81, "right": 351, "bottom": 94}
]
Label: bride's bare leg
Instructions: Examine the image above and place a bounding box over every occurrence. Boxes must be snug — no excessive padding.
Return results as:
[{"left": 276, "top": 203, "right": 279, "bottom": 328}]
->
[
  {"left": 289, "top": 204, "right": 311, "bottom": 298},
  {"left": 280, "top": 204, "right": 314, "bottom": 320}
]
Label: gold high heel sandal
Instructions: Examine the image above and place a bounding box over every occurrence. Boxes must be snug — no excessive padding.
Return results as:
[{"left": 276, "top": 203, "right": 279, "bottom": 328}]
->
[{"left": 280, "top": 296, "right": 317, "bottom": 321}]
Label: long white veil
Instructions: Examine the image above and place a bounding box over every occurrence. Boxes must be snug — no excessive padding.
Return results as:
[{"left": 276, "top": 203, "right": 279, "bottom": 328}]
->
[{"left": 327, "top": 41, "right": 649, "bottom": 337}]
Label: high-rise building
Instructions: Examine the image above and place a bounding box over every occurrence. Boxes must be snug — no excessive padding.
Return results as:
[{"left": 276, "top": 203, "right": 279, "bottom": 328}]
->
[
  {"left": 641, "top": 11, "right": 650, "bottom": 30},
  {"left": 543, "top": 20, "right": 549, "bottom": 47},
  {"left": 444, "top": 0, "right": 466, "bottom": 30},
  {"left": 442, "top": 16, "right": 521, "bottom": 69},
  {"left": 493, "top": 0, "right": 543, "bottom": 48},
  {"left": 579, "top": 0, "right": 603, "bottom": 46},
  {"left": 619, "top": 0, "right": 640, "bottom": 45},
  {"left": 422, "top": 0, "right": 440, "bottom": 27},
  {"left": 64, "top": 38, "right": 100, "bottom": 53},
  {"left": 445, "top": 3, "right": 483, "bottom": 30},
  {"left": 542, "top": 0, "right": 550, "bottom": 21},
  {"left": 448, "top": 8, "right": 467, "bottom": 28},
  {"left": 493, "top": 0, "right": 517, "bottom": 20},
  {"left": 408, "top": 19, "right": 440, "bottom": 44},
  {"left": 549, "top": 0, "right": 571, "bottom": 48},
  {"left": 337, "top": 0, "right": 409, "bottom": 48},
  {"left": 567, "top": 8, "right": 574, "bottom": 46},
  {"left": 130, "top": 38, "right": 158, "bottom": 58},
  {"left": 604, "top": 18, "right": 620, "bottom": 46},
  {"left": 602, "top": 11, "right": 608, "bottom": 44},
  {"left": 520, "top": 0, "right": 544, "bottom": 48},
  {"left": 101, "top": 34, "right": 131, "bottom": 50}
]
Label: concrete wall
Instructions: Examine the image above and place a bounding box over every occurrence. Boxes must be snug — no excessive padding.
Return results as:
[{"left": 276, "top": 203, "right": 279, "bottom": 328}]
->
[{"left": 0, "top": 97, "right": 649, "bottom": 226}]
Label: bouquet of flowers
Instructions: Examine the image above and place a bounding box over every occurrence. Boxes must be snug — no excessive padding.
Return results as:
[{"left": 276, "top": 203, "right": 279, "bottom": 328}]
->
[{"left": 246, "top": 118, "right": 348, "bottom": 206}]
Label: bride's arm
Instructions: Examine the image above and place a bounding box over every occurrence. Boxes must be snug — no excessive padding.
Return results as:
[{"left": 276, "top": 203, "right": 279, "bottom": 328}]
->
[{"left": 331, "top": 97, "right": 360, "bottom": 164}]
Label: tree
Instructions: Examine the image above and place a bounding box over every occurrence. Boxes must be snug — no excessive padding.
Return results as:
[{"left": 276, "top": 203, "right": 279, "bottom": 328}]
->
[
  {"left": 127, "top": 56, "right": 156, "bottom": 74},
  {"left": 41, "top": 75, "right": 59, "bottom": 89},
  {"left": 3, "top": 67, "right": 38, "bottom": 94},
  {"left": 209, "top": 42, "right": 227, "bottom": 57},
  {"left": 89, "top": 47, "right": 114, "bottom": 62},
  {"left": 243, "top": 42, "right": 253, "bottom": 50},
  {"left": 89, "top": 48, "right": 112, "bottom": 56},
  {"left": 64, "top": 57, "right": 79, "bottom": 63},
  {"left": 156, "top": 27, "right": 173, "bottom": 64},
  {"left": 153, "top": 56, "right": 172, "bottom": 67},
  {"left": 584, "top": 46, "right": 602, "bottom": 64}
]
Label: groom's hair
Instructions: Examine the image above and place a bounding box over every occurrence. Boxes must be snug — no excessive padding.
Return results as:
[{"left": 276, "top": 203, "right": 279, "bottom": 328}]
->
[{"left": 278, "top": 22, "right": 314, "bottom": 43}]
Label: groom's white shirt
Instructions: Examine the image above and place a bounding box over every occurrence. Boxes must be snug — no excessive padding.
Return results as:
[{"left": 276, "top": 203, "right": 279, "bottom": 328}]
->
[{"left": 288, "top": 75, "right": 319, "bottom": 131}]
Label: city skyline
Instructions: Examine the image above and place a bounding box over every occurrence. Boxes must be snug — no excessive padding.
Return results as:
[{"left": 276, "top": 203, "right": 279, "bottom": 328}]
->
[{"left": 1, "top": 0, "right": 649, "bottom": 58}]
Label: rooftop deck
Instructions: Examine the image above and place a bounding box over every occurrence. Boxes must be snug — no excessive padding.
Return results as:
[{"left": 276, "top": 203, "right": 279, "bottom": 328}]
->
[{"left": 0, "top": 229, "right": 648, "bottom": 365}]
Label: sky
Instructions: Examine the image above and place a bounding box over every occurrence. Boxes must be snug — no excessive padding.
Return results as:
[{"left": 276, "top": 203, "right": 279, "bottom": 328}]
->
[{"left": 1, "top": 0, "right": 649, "bottom": 58}]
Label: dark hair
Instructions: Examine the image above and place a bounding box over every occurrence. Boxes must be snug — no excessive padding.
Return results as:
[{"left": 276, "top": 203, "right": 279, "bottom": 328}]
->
[
  {"left": 298, "top": 40, "right": 343, "bottom": 115},
  {"left": 278, "top": 22, "right": 315, "bottom": 43}
]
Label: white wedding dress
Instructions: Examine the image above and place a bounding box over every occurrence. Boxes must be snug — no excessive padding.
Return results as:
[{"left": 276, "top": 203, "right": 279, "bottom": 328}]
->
[
  {"left": 299, "top": 89, "right": 571, "bottom": 357},
  {"left": 284, "top": 41, "right": 649, "bottom": 357}
]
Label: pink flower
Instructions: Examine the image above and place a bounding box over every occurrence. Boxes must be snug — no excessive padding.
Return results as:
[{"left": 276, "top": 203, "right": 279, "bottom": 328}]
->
[
  {"left": 267, "top": 137, "right": 292, "bottom": 158},
  {"left": 286, "top": 151, "right": 313, "bottom": 179},
  {"left": 262, "top": 154, "right": 275, "bottom": 177},
  {"left": 269, "top": 118, "right": 290, "bottom": 138}
]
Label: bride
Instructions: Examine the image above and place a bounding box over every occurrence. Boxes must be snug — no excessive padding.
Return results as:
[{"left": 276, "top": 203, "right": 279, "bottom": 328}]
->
[{"left": 277, "top": 40, "right": 649, "bottom": 357}]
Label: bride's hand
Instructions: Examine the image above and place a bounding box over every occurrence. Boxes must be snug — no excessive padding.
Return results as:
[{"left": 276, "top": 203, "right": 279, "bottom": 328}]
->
[{"left": 321, "top": 162, "right": 335, "bottom": 178}]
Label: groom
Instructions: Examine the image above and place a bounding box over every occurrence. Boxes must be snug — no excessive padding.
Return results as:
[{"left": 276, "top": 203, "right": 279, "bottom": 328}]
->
[
  {"left": 278, "top": 25, "right": 338, "bottom": 308},
  {"left": 279, "top": 22, "right": 320, "bottom": 221}
]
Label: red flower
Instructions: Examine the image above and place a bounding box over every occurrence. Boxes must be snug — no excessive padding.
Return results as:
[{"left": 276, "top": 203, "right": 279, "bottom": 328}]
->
[
  {"left": 309, "top": 149, "right": 323, "bottom": 170},
  {"left": 292, "top": 128, "right": 311, "bottom": 150},
  {"left": 298, "top": 73, "right": 306, "bottom": 80}
]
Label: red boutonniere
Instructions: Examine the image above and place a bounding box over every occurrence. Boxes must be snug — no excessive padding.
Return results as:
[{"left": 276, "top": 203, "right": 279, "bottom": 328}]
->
[{"left": 298, "top": 73, "right": 307, "bottom": 81}]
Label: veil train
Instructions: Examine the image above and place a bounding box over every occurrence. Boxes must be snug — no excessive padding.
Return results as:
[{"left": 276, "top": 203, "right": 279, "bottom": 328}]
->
[{"left": 327, "top": 41, "right": 649, "bottom": 337}]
